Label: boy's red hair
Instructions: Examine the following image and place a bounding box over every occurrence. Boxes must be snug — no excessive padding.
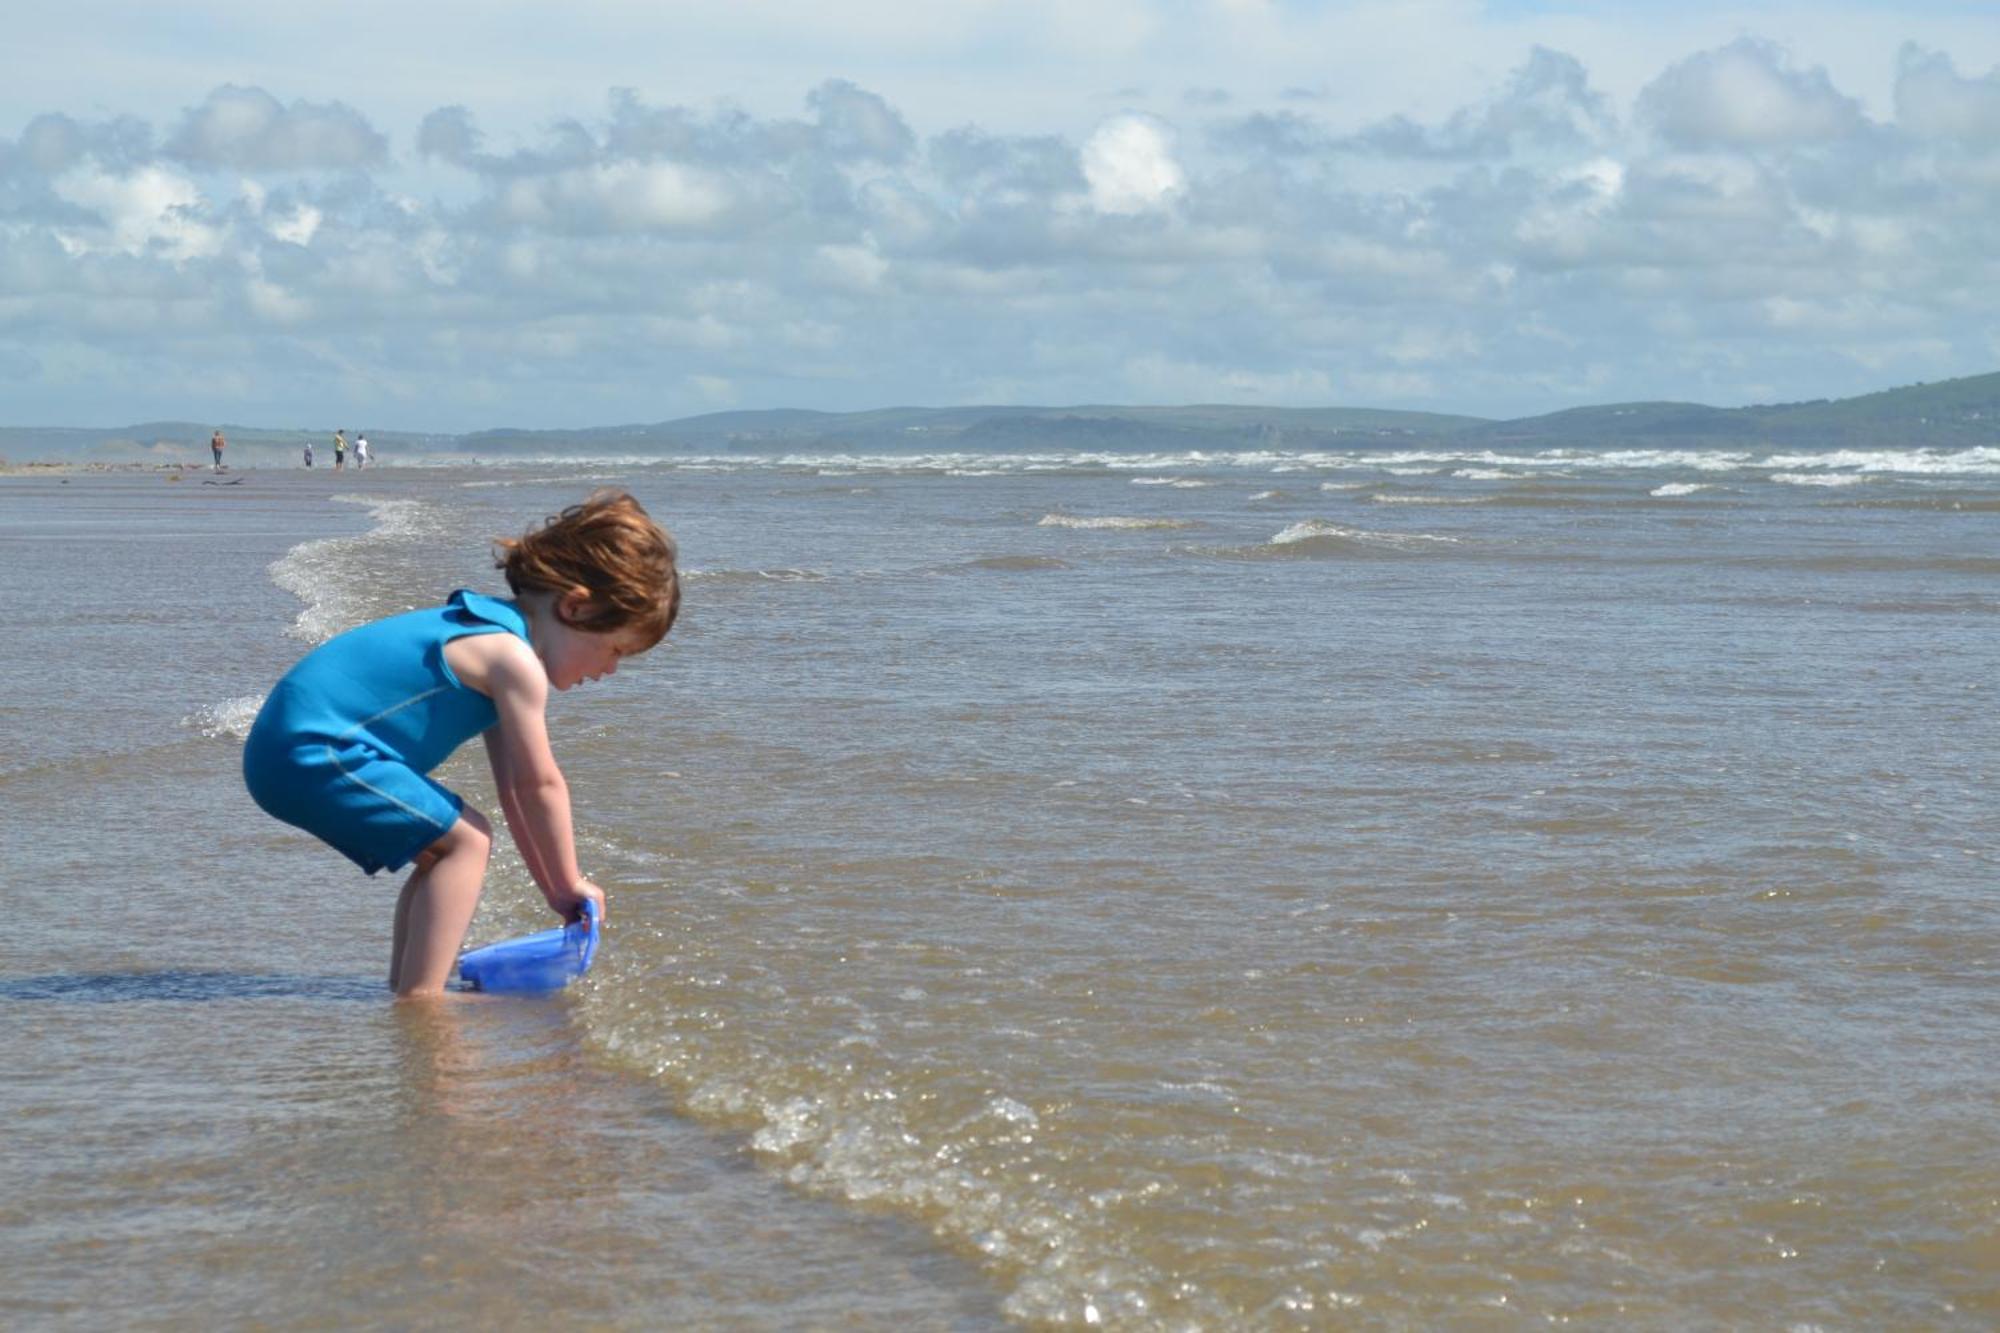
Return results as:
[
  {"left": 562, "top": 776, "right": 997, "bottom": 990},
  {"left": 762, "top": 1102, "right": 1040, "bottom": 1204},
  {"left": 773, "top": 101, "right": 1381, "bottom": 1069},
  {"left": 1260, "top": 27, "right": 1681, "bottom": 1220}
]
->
[{"left": 496, "top": 489, "right": 680, "bottom": 647}]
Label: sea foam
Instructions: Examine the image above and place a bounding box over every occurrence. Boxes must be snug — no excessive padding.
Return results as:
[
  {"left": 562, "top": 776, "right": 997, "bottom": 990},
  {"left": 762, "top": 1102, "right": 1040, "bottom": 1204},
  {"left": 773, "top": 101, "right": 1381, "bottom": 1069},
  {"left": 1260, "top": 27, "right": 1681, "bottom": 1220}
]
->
[
  {"left": 180, "top": 694, "right": 264, "bottom": 741},
  {"left": 1771, "top": 472, "right": 1864, "bottom": 487},
  {"left": 1762, "top": 446, "right": 2000, "bottom": 476},
  {"left": 1369, "top": 493, "right": 1488, "bottom": 505},
  {"left": 1270, "top": 519, "right": 1459, "bottom": 550},
  {"left": 268, "top": 495, "right": 443, "bottom": 642},
  {"left": 1038, "top": 514, "right": 1194, "bottom": 530}
]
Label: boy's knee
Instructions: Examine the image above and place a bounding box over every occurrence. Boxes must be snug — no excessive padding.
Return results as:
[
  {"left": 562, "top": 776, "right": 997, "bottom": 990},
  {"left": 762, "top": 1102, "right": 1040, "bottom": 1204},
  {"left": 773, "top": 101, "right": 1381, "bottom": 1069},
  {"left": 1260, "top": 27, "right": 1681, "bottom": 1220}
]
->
[
  {"left": 416, "top": 809, "right": 492, "bottom": 868},
  {"left": 456, "top": 807, "right": 494, "bottom": 856}
]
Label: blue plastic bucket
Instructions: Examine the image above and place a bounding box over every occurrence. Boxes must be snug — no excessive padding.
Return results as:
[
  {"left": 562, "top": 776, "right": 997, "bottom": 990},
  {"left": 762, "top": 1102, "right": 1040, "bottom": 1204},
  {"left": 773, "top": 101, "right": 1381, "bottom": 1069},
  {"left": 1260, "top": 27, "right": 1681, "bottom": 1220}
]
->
[{"left": 456, "top": 900, "right": 600, "bottom": 994}]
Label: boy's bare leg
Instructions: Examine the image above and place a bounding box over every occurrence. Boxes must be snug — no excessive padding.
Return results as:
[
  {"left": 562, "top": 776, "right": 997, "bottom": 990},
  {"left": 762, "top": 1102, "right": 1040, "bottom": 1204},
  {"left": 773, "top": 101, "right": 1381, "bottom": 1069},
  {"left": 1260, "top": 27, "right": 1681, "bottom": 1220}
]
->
[
  {"left": 391, "top": 810, "right": 494, "bottom": 998},
  {"left": 389, "top": 861, "right": 428, "bottom": 992}
]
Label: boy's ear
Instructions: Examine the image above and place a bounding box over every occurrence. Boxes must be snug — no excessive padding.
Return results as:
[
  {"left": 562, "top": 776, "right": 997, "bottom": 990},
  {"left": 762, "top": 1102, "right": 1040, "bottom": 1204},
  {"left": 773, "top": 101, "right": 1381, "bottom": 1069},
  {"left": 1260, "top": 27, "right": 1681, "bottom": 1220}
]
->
[{"left": 558, "top": 587, "right": 595, "bottom": 623}]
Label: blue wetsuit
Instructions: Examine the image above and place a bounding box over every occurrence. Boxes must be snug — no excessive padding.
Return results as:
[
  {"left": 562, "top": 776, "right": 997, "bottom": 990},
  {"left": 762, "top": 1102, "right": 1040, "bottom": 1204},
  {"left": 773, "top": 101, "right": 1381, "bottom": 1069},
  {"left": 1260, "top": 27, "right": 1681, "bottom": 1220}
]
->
[{"left": 244, "top": 590, "right": 531, "bottom": 874}]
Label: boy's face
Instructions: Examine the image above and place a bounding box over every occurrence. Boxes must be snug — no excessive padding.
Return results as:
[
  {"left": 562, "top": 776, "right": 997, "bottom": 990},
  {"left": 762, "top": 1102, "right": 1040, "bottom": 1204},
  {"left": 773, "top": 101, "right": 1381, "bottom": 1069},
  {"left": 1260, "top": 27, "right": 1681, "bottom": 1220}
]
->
[{"left": 540, "top": 617, "right": 653, "bottom": 691}]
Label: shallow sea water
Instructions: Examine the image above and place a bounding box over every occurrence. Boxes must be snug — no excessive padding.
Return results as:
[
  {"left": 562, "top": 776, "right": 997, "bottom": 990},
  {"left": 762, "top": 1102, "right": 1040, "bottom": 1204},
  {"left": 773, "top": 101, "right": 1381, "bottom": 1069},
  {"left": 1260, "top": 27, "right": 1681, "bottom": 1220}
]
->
[{"left": 2, "top": 442, "right": 1996, "bottom": 1329}]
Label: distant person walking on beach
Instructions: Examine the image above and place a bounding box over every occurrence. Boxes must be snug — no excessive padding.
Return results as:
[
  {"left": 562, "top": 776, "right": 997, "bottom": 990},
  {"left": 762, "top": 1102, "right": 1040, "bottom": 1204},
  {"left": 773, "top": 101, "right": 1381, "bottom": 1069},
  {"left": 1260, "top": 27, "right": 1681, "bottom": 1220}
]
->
[
  {"left": 334, "top": 430, "right": 347, "bottom": 471},
  {"left": 356, "top": 434, "right": 370, "bottom": 469},
  {"left": 211, "top": 429, "right": 225, "bottom": 472},
  {"left": 304, "top": 439, "right": 315, "bottom": 468},
  {"left": 241, "top": 490, "right": 681, "bottom": 996}
]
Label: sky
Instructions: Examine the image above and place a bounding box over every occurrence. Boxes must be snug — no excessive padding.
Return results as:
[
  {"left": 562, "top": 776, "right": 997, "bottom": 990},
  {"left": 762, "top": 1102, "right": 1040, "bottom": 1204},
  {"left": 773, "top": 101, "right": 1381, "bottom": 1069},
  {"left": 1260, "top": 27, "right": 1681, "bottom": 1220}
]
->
[{"left": 3, "top": 1, "right": 1999, "bottom": 430}]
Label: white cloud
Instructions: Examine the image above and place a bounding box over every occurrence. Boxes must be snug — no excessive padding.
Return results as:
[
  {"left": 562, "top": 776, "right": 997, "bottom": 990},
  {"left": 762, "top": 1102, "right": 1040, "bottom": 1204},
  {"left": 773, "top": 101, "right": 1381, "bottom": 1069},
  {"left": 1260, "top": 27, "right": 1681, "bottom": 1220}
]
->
[
  {"left": 1325, "top": 46, "right": 1617, "bottom": 161},
  {"left": 3, "top": 9, "right": 1999, "bottom": 429},
  {"left": 417, "top": 106, "right": 482, "bottom": 164},
  {"left": 588, "top": 160, "right": 734, "bottom": 229},
  {"left": 857, "top": 177, "right": 949, "bottom": 246},
  {"left": 816, "top": 242, "right": 889, "bottom": 290},
  {"left": 267, "top": 203, "right": 321, "bottom": 247},
  {"left": 411, "top": 228, "right": 458, "bottom": 285},
  {"left": 1570, "top": 156, "right": 1626, "bottom": 200},
  {"left": 1080, "top": 114, "right": 1184, "bottom": 214},
  {"left": 1639, "top": 39, "right": 1867, "bottom": 148},
  {"left": 245, "top": 271, "right": 310, "bottom": 323},
  {"left": 497, "top": 160, "right": 735, "bottom": 232},
  {"left": 1894, "top": 45, "right": 2000, "bottom": 138},
  {"left": 17, "top": 115, "right": 91, "bottom": 174},
  {"left": 805, "top": 80, "right": 915, "bottom": 162},
  {"left": 50, "top": 164, "right": 221, "bottom": 261},
  {"left": 166, "top": 85, "right": 387, "bottom": 171}
]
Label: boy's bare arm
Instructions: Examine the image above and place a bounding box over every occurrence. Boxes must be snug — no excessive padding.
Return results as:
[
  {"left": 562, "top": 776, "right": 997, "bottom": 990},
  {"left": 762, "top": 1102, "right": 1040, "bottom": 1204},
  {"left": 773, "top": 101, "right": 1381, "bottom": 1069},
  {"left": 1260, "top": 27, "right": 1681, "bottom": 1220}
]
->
[
  {"left": 483, "top": 728, "right": 557, "bottom": 894},
  {"left": 455, "top": 634, "right": 605, "bottom": 921}
]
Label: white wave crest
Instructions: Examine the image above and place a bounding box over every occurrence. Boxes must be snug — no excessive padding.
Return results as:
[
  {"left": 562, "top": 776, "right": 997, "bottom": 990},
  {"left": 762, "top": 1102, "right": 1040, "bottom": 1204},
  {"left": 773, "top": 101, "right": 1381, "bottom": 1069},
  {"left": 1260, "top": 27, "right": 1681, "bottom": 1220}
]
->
[
  {"left": 180, "top": 694, "right": 264, "bottom": 741},
  {"left": 1038, "top": 514, "right": 1194, "bottom": 530},
  {"left": 458, "top": 471, "right": 626, "bottom": 489},
  {"left": 1761, "top": 446, "right": 2000, "bottom": 476},
  {"left": 375, "top": 442, "right": 2000, "bottom": 480},
  {"left": 1651, "top": 482, "right": 1710, "bottom": 497},
  {"left": 1771, "top": 472, "right": 1864, "bottom": 487},
  {"left": 684, "top": 567, "right": 829, "bottom": 582},
  {"left": 1321, "top": 447, "right": 1753, "bottom": 473},
  {"left": 1271, "top": 519, "right": 1458, "bottom": 548},
  {"left": 1369, "top": 493, "right": 1488, "bottom": 505},
  {"left": 1272, "top": 519, "right": 1357, "bottom": 545}
]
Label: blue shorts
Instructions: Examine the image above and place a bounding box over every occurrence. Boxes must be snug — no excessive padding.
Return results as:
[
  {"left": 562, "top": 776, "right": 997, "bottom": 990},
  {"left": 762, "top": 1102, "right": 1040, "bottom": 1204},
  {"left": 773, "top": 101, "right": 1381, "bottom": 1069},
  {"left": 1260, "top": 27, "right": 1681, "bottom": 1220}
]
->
[{"left": 243, "top": 736, "right": 465, "bottom": 875}]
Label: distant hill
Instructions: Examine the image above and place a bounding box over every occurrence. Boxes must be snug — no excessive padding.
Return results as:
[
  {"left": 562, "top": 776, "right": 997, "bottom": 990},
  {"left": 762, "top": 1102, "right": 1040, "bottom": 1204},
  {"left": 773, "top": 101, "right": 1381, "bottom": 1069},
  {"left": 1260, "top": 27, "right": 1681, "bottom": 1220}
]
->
[
  {"left": 1467, "top": 371, "right": 2000, "bottom": 449},
  {"left": 1743, "top": 373, "right": 2000, "bottom": 444},
  {"left": 452, "top": 403, "right": 1486, "bottom": 456},
  {"left": 5, "top": 371, "right": 1997, "bottom": 464}
]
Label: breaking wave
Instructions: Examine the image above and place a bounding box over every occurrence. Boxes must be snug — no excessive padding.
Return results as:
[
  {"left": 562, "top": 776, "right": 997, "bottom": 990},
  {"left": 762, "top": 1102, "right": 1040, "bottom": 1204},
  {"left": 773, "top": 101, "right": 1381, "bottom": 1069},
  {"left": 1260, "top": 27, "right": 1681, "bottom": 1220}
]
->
[{"left": 1038, "top": 514, "right": 1196, "bottom": 531}]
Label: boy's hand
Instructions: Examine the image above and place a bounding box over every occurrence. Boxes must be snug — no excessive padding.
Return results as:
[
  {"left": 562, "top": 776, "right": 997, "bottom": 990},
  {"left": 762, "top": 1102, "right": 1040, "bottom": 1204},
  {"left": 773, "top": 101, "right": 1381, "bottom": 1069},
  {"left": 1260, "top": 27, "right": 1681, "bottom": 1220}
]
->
[{"left": 549, "top": 878, "right": 607, "bottom": 927}]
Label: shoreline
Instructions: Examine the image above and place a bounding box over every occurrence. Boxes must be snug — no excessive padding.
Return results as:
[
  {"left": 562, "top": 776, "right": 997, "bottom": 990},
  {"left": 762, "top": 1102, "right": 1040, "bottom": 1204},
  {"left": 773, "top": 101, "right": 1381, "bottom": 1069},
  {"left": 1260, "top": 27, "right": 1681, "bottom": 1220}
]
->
[{"left": 0, "top": 460, "right": 214, "bottom": 476}]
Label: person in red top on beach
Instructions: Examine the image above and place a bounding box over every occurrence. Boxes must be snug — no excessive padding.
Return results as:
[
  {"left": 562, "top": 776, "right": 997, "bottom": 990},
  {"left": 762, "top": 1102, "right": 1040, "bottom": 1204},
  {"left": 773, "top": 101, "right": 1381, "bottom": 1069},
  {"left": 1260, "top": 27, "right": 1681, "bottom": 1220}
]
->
[{"left": 211, "top": 429, "right": 225, "bottom": 472}]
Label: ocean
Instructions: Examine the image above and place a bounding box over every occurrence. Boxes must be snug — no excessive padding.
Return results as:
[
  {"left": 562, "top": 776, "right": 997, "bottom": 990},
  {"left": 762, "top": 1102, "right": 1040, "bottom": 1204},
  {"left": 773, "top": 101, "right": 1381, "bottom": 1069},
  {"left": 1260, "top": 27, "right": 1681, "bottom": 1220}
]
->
[{"left": 1, "top": 439, "right": 1995, "bottom": 1329}]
